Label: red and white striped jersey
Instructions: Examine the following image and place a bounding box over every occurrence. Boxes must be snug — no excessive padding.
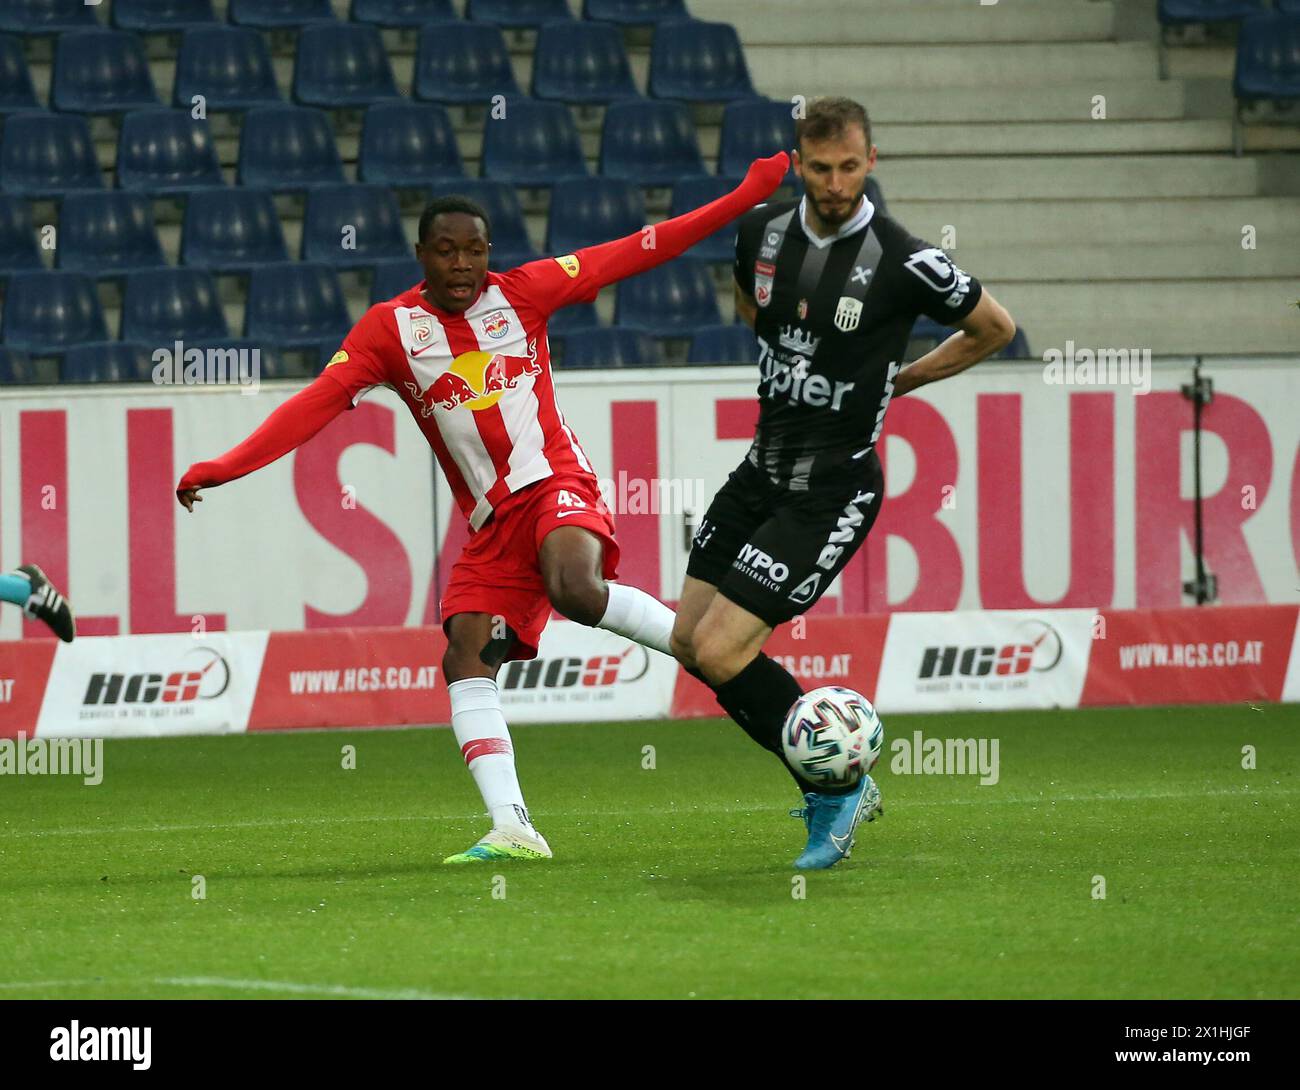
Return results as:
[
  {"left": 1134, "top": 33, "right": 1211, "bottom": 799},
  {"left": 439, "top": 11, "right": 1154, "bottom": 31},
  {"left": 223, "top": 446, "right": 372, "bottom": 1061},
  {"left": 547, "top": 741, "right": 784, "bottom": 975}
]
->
[{"left": 323, "top": 259, "right": 601, "bottom": 530}]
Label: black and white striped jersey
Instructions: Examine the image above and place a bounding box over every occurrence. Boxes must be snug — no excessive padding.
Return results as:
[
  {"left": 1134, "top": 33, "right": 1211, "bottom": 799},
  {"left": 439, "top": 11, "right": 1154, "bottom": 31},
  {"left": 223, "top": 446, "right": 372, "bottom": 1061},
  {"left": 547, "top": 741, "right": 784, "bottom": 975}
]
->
[{"left": 734, "top": 195, "right": 984, "bottom": 490}]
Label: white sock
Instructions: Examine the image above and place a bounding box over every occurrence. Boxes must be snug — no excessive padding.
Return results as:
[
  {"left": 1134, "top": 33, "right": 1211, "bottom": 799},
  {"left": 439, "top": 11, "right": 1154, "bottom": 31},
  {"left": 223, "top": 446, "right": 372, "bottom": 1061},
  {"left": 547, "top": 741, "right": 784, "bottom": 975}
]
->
[
  {"left": 597, "top": 582, "right": 676, "bottom": 656},
  {"left": 448, "top": 677, "right": 535, "bottom": 833}
]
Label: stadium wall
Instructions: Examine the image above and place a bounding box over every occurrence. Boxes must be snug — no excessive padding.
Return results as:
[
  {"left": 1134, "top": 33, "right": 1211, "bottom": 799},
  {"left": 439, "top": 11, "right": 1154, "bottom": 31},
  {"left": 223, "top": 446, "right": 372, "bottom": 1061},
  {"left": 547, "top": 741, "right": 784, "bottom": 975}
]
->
[{"left": 1, "top": 358, "right": 1298, "bottom": 647}]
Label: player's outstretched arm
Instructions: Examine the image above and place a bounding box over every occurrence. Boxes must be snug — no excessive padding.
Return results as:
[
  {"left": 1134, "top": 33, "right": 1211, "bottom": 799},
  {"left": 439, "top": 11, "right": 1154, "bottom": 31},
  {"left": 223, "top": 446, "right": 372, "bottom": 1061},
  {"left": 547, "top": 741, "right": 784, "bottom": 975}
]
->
[
  {"left": 893, "top": 291, "right": 1016, "bottom": 398},
  {"left": 176, "top": 373, "right": 354, "bottom": 511}
]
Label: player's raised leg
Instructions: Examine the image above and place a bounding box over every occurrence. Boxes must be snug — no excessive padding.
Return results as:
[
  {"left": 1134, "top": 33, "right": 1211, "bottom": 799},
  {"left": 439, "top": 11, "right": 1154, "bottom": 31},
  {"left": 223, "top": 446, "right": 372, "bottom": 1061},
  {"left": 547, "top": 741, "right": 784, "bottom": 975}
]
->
[
  {"left": 1, "top": 564, "right": 75, "bottom": 642},
  {"left": 441, "top": 611, "right": 551, "bottom": 864}
]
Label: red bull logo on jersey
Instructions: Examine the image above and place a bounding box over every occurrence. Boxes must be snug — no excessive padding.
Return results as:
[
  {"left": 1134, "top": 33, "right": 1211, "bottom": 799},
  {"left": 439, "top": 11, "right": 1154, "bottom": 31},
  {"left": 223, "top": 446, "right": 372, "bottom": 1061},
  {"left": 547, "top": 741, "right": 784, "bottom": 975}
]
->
[
  {"left": 481, "top": 310, "right": 510, "bottom": 340},
  {"left": 404, "top": 339, "right": 541, "bottom": 415}
]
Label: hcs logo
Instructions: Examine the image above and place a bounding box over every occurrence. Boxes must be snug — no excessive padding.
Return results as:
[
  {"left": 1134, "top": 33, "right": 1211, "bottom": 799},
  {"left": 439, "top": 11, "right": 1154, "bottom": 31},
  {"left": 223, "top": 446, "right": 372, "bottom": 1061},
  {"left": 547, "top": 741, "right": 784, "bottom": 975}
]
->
[
  {"left": 83, "top": 647, "right": 231, "bottom": 706},
  {"left": 405, "top": 340, "right": 541, "bottom": 415},
  {"left": 918, "top": 620, "right": 1063, "bottom": 679},
  {"left": 501, "top": 643, "right": 649, "bottom": 691}
]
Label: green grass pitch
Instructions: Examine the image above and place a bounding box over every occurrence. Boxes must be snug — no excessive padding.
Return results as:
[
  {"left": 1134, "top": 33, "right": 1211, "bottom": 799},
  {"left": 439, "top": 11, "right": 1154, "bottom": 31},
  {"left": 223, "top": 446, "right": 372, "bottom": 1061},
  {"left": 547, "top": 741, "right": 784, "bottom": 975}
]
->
[{"left": 1, "top": 703, "right": 1296, "bottom": 999}]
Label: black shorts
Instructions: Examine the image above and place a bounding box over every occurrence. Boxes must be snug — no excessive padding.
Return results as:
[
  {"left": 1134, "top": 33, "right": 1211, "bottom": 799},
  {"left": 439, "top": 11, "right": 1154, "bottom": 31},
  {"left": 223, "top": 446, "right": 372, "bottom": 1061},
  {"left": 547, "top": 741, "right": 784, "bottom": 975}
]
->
[{"left": 686, "top": 450, "right": 884, "bottom": 627}]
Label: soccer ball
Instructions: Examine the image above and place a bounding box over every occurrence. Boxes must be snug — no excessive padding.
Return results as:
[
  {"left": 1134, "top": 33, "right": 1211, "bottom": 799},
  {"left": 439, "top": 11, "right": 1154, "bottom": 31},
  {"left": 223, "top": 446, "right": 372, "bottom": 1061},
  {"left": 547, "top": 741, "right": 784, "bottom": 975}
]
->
[{"left": 781, "top": 686, "right": 884, "bottom": 788}]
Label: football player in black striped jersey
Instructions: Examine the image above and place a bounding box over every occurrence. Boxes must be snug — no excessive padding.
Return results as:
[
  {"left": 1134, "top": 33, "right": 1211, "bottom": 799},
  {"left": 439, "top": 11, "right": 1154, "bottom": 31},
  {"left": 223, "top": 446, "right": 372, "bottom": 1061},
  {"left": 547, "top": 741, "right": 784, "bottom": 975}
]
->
[{"left": 671, "top": 97, "right": 1016, "bottom": 869}]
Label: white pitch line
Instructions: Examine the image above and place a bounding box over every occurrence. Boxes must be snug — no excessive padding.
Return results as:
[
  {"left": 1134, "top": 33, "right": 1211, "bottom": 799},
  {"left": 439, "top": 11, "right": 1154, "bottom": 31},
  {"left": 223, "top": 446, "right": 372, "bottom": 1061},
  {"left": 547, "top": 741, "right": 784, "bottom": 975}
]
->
[{"left": 0, "top": 977, "right": 481, "bottom": 1000}]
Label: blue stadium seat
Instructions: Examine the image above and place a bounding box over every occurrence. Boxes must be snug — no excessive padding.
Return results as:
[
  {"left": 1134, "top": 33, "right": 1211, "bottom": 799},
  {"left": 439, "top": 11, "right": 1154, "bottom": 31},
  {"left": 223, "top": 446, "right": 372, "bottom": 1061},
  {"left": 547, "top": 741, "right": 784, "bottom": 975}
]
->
[
  {"left": 427, "top": 178, "right": 538, "bottom": 269},
  {"left": 688, "top": 323, "right": 758, "bottom": 364},
  {"left": 256, "top": 350, "right": 312, "bottom": 379},
  {"left": 113, "top": 0, "right": 218, "bottom": 30},
  {"left": 301, "top": 184, "right": 408, "bottom": 267},
  {"left": 245, "top": 262, "right": 352, "bottom": 352},
  {"left": 0, "top": 112, "right": 103, "bottom": 196},
  {"left": 584, "top": 0, "right": 689, "bottom": 25},
  {"left": 181, "top": 188, "right": 289, "bottom": 272},
  {"left": 616, "top": 259, "right": 719, "bottom": 334},
  {"left": 174, "top": 26, "right": 282, "bottom": 110},
  {"left": 467, "top": 0, "right": 574, "bottom": 27},
  {"left": 351, "top": 0, "right": 457, "bottom": 27},
  {"left": 1233, "top": 13, "right": 1300, "bottom": 152},
  {"left": 414, "top": 22, "right": 520, "bottom": 104},
  {"left": 546, "top": 178, "right": 646, "bottom": 255},
  {"left": 62, "top": 342, "right": 156, "bottom": 383},
  {"left": 548, "top": 303, "right": 599, "bottom": 333},
  {"left": 52, "top": 30, "right": 161, "bottom": 114},
  {"left": 533, "top": 21, "right": 639, "bottom": 105},
  {"left": 122, "top": 268, "right": 228, "bottom": 344},
  {"left": 649, "top": 19, "right": 757, "bottom": 102},
  {"left": 359, "top": 101, "right": 465, "bottom": 185},
  {"left": 293, "top": 24, "right": 400, "bottom": 108},
  {"left": 670, "top": 175, "right": 738, "bottom": 261},
  {"left": 1157, "top": 0, "right": 1266, "bottom": 25},
  {"left": 600, "top": 99, "right": 706, "bottom": 185},
  {"left": 58, "top": 192, "right": 167, "bottom": 274},
  {"left": 480, "top": 98, "right": 588, "bottom": 186},
  {"left": 719, "top": 99, "right": 796, "bottom": 179},
  {"left": 237, "top": 105, "right": 345, "bottom": 190},
  {"left": 0, "top": 35, "right": 40, "bottom": 114},
  {"left": 117, "top": 109, "right": 223, "bottom": 193},
  {"left": 0, "top": 2, "right": 98, "bottom": 34},
  {"left": 371, "top": 257, "right": 423, "bottom": 303},
  {"left": 2, "top": 271, "right": 108, "bottom": 351},
  {"left": 228, "top": 0, "right": 337, "bottom": 28},
  {"left": 1279, "top": 0, "right": 1300, "bottom": 14},
  {"left": 0, "top": 195, "right": 41, "bottom": 275},
  {"left": 558, "top": 327, "right": 661, "bottom": 368},
  {"left": 0, "top": 346, "right": 42, "bottom": 382}
]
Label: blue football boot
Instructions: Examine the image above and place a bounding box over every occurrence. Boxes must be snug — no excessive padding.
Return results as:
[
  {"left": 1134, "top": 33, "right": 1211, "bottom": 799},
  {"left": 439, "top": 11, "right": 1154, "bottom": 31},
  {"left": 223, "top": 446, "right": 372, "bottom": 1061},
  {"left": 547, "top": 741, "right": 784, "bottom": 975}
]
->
[{"left": 792, "top": 774, "right": 882, "bottom": 870}]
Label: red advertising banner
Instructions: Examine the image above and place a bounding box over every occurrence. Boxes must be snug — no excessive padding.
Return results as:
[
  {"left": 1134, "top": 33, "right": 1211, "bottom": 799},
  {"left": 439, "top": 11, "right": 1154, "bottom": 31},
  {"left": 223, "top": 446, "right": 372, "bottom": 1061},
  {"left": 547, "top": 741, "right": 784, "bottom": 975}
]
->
[{"left": 0, "top": 639, "right": 57, "bottom": 738}]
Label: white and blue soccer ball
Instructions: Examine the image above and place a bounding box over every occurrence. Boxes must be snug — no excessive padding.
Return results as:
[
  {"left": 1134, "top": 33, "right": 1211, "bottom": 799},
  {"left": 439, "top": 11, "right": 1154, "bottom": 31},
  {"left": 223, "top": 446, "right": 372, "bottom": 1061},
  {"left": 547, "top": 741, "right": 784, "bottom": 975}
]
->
[{"left": 781, "top": 686, "right": 884, "bottom": 788}]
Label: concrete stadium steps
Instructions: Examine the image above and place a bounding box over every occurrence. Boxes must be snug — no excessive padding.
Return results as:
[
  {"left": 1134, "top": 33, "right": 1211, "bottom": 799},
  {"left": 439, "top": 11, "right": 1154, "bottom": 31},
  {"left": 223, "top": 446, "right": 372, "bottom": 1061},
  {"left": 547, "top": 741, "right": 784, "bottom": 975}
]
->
[
  {"left": 936, "top": 243, "right": 1300, "bottom": 282},
  {"left": 860, "top": 82, "right": 1188, "bottom": 124},
  {"left": 692, "top": 0, "right": 1116, "bottom": 45},
  {"left": 994, "top": 278, "right": 1299, "bottom": 356},
  {"left": 888, "top": 196, "right": 1300, "bottom": 245},
  {"left": 875, "top": 155, "right": 1262, "bottom": 200},
  {"left": 745, "top": 42, "right": 1161, "bottom": 94},
  {"left": 876, "top": 119, "right": 1300, "bottom": 155}
]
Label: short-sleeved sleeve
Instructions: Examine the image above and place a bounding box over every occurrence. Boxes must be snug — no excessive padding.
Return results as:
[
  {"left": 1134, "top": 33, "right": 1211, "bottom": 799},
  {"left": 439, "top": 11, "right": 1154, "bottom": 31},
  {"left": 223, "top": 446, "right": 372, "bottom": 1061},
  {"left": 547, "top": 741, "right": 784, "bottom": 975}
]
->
[
  {"left": 900, "top": 240, "right": 984, "bottom": 324},
  {"left": 321, "top": 304, "right": 397, "bottom": 408},
  {"left": 499, "top": 254, "right": 602, "bottom": 318}
]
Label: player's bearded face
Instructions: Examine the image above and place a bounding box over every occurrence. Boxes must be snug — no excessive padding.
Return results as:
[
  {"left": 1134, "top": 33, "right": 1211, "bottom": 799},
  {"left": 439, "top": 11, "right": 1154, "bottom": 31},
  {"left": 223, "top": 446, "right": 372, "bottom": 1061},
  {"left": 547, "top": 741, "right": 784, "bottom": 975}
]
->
[
  {"left": 417, "top": 213, "right": 491, "bottom": 313},
  {"left": 795, "top": 128, "right": 875, "bottom": 228}
]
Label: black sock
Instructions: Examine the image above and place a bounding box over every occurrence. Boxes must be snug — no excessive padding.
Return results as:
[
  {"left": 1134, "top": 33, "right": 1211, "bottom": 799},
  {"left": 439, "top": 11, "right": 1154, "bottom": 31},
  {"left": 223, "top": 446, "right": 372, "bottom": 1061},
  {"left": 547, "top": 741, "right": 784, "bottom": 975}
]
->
[{"left": 708, "top": 655, "right": 823, "bottom": 794}]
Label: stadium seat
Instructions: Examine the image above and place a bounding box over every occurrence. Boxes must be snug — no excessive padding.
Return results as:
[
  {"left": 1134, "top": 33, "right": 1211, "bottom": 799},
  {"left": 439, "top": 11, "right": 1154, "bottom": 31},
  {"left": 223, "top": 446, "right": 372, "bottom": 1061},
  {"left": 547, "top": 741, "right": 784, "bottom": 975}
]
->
[
  {"left": 237, "top": 105, "right": 345, "bottom": 190},
  {"left": 359, "top": 101, "right": 465, "bottom": 185},
  {"left": 467, "top": 0, "right": 574, "bottom": 27},
  {"left": 121, "top": 268, "right": 228, "bottom": 344},
  {"left": 1279, "top": 0, "right": 1300, "bottom": 14},
  {"left": 58, "top": 192, "right": 167, "bottom": 274},
  {"left": 649, "top": 19, "right": 757, "bottom": 102},
  {"left": 371, "top": 257, "right": 423, "bottom": 303},
  {"left": 2, "top": 271, "right": 108, "bottom": 351},
  {"left": 181, "top": 188, "right": 290, "bottom": 272},
  {"left": 615, "top": 259, "right": 720, "bottom": 334},
  {"left": 52, "top": 30, "right": 161, "bottom": 114},
  {"left": 1157, "top": 0, "right": 1266, "bottom": 26},
  {"left": 584, "top": 0, "right": 689, "bottom": 25},
  {"left": 671, "top": 175, "right": 738, "bottom": 261},
  {"left": 719, "top": 99, "right": 796, "bottom": 179},
  {"left": 600, "top": 100, "right": 706, "bottom": 185},
  {"left": 532, "top": 21, "right": 639, "bottom": 105},
  {"left": 480, "top": 98, "right": 588, "bottom": 186},
  {"left": 256, "top": 350, "right": 313, "bottom": 379},
  {"left": 0, "top": 35, "right": 40, "bottom": 114},
  {"left": 245, "top": 262, "right": 352, "bottom": 352},
  {"left": 0, "top": 195, "right": 41, "bottom": 275},
  {"left": 293, "top": 24, "right": 400, "bottom": 109},
  {"left": 0, "top": 112, "right": 103, "bottom": 196},
  {"left": 173, "top": 26, "right": 282, "bottom": 111},
  {"left": 1233, "top": 13, "right": 1300, "bottom": 154},
  {"left": 351, "top": 0, "right": 457, "bottom": 27},
  {"left": 557, "top": 327, "right": 661, "bottom": 368},
  {"left": 427, "top": 178, "right": 538, "bottom": 269},
  {"left": 301, "top": 184, "right": 408, "bottom": 267},
  {"left": 62, "top": 341, "right": 156, "bottom": 383},
  {"left": 0, "top": 346, "right": 42, "bottom": 382},
  {"left": 414, "top": 22, "right": 520, "bottom": 104},
  {"left": 113, "top": 0, "right": 219, "bottom": 30},
  {"left": 117, "top": 109, "right": 224, "bottom": 193},
  {"left": 546, "top": 178, "right": 646, "bottom": 256},
  {"left": 548, "top": 302, "right": 599, "bottom": 334},
  {"left": 688, "top": 323, "right": 758, "bottom": 364},
  {"left": 0, "top": 1, "right": 98, "bottom": 34},
  {"left": 228, "top": 0, "right": 337, "bottom": 28}
]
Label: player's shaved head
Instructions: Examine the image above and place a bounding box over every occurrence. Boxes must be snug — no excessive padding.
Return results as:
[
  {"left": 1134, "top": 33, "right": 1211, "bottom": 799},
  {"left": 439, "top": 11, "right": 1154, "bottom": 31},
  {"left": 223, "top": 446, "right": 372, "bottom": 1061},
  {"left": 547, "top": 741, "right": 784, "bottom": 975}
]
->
[{"left": 416, "top": 196, "right": 492, "bottom": 313}]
